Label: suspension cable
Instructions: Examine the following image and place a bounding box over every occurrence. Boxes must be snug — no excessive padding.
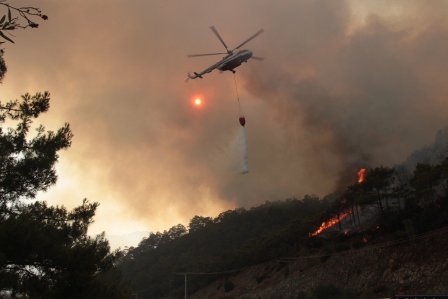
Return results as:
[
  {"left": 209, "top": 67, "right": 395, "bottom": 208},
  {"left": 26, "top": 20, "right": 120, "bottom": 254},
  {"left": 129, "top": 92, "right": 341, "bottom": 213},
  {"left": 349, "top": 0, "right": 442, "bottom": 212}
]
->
[{"left": 233, "top": 72, "right": 242, "bottom": 116}]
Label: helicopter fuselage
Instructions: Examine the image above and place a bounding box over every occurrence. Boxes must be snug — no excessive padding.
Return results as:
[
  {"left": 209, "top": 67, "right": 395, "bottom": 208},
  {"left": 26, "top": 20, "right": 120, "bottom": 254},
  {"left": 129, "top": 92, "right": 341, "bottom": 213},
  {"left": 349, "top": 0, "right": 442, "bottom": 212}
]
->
[
  {"left": 187, "top": 27, "right": 263, "bottom": 80},
  {"left": 217, "top": 49, "right": 253, "bottom": 72}
]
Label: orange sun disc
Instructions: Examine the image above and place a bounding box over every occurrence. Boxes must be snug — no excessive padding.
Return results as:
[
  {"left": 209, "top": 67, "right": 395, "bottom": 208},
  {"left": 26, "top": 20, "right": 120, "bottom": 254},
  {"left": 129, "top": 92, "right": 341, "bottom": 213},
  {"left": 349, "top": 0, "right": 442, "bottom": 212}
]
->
[{"left": 195, "top": 99, "right": 201, "bottom": 105}]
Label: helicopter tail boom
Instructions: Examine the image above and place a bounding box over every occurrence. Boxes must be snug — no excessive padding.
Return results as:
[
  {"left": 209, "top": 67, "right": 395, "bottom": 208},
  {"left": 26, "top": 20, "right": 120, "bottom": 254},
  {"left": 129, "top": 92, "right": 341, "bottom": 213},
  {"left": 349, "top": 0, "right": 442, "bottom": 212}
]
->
[{"left": 187, "top": 72, "right": 203, "bottom": 80}]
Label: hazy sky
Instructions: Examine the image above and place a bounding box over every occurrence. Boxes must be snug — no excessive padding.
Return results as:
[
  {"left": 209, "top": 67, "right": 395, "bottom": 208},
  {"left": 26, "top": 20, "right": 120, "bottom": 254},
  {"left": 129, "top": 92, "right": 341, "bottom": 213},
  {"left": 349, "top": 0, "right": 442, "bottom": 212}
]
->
[{"left": 2, "top": 1, "right": 448, "bottom": 239}]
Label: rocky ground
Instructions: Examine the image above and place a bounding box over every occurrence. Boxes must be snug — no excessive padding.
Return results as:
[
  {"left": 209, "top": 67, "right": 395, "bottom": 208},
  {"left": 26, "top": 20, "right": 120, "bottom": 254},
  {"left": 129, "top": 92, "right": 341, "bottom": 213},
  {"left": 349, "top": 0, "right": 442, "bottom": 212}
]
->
[{"left": 189, "top": 228, "right": 448, "bottom": 299}]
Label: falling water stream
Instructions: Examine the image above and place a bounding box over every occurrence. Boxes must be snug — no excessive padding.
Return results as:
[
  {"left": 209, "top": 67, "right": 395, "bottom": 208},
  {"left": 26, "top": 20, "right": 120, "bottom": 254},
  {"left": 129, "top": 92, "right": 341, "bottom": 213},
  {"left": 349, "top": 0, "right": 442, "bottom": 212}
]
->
[
  {"left": 240, "top": 126, "right": 249, "bottom": 174},
  {"left": 233, "top": 73, "right": 248, "bottom": 174}
]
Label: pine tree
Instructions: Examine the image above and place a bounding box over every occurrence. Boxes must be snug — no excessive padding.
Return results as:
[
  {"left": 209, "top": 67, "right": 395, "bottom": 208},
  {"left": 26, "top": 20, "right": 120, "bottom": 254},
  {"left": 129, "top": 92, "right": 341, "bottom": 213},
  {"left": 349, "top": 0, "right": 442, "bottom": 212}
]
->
[{"left": 0, "top": 4, "right": 130, "bottom": 296}]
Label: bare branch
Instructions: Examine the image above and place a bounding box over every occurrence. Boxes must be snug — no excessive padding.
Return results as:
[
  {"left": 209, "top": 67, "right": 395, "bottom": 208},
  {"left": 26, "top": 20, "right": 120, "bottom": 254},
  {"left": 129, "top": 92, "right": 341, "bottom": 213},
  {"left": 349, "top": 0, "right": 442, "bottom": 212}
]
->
[{"left": 0, "top": 1, "right": 48, "bottom": 43}]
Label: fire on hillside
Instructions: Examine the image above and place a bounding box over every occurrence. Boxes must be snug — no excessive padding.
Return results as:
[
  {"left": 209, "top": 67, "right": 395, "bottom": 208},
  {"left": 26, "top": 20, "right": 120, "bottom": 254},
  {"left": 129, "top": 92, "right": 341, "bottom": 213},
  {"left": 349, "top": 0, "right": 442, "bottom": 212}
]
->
[
  {"left": 309, "top": 168, "right": 367, "bottom": 237},
  {"left": 357, "top": 168, "right": 366, "bottom": 183},
  {"left": 309, "top": 211, "right": 350, "bottom": 237}
]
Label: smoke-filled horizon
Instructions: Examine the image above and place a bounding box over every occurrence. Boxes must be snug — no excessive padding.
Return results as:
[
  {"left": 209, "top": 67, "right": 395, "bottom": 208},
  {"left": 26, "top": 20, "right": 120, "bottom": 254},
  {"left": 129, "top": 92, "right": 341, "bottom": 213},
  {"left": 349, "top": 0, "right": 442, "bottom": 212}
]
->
[{"left": 2, "top": 0, "right": 448, "bottom": 237}]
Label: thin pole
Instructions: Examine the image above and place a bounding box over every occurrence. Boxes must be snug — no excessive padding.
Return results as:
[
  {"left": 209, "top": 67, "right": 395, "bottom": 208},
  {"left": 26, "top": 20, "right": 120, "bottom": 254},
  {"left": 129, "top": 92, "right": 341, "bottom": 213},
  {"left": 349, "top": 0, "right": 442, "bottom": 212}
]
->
[
  {"left": 175, "top": 273, "right": 188, "bottom": 299},
  {"left": 278, "top": 260, "right": 293, "bottom": 299},
  {"left": 289, "top": 263, "right": 292, "bottom": 299},
  {"left": 185, "top": 274, "right": 187, "bottom": 299}
]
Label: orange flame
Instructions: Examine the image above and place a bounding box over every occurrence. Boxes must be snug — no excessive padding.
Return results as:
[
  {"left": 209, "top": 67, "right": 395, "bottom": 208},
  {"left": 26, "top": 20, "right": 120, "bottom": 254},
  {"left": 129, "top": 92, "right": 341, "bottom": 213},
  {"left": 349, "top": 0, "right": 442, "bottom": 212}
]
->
[
  {"left": 357, "top": 168, "right": 366, "bottom": 183},
  {"left": 309, "top": 211, "right": 350, "bottom": 236}
]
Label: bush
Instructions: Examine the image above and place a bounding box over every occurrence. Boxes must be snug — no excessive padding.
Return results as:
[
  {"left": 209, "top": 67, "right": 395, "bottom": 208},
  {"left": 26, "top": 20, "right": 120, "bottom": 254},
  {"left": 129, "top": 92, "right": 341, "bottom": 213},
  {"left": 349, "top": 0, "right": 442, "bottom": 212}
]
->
[
  {"left": 319, "top": 248, "right": 332, "bottom": 263},
  {"left": 341, "top": 288, "right": 360, "bottom": 298},
  {"left": 378, "top": 211, "right": 405, "bottom": 232},
  {"left": 371, "top": 284, "right": 387, "bottom": 294},
  {"left": 256, "top": 272, "right": 269, "bottom": 283},
  {"left": 334, "top": 243, "right": 350, "bottom": 252},
  {"left": 312, "top": 283, "right": 341, "bottom": 299},
  {"left": 223, "top": 280, "right": 235, "bottom": 293}
]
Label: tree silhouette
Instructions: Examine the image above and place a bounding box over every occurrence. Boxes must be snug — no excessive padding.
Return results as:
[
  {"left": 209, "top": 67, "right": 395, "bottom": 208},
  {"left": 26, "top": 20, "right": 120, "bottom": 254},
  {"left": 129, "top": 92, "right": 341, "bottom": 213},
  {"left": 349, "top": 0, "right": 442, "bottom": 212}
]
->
[
  {"left": 0, "top": 1, "right": 48, "bottom": 44},
  {"left": 0, "top": 45, "right": 129, "bottom": 297},
  {"left": 360, "top": 166, "right": 395, "bottom": 213},
  {"left": 410, "top": 163, "right": 441, "bottom": 206}
]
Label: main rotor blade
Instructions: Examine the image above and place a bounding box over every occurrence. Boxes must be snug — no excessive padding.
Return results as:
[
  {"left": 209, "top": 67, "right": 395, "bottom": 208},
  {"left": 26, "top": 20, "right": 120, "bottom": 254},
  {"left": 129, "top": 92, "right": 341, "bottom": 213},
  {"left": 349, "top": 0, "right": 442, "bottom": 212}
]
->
[
  {"left": 233, "top": 29, "right": 264, "bottom": 50},
  {"left": 188, "top": 52, "right": 228, "bottom": 58},
  {"left": 250, "top": 56, "right": 265, "bottom": 61},
  {"left": 210, "top": 26, "right": 230, "bottom": 53}
]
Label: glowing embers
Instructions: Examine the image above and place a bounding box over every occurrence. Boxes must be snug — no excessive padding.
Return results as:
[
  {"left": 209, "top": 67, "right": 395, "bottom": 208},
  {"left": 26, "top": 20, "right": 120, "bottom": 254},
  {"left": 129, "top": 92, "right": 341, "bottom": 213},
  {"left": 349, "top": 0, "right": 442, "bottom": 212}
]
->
[
  {"left": 357, "top": 168, "right": 366, "bottom": 183},
  {"left": 309, "top": 211, "right": 350, "bottom": 237}
]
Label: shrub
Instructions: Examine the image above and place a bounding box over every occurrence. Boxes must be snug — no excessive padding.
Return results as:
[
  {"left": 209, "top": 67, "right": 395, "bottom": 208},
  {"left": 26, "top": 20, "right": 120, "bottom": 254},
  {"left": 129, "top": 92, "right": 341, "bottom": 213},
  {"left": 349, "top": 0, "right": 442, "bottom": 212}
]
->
[
  {"left": 341, "top": 288, "right": 360, "bottom": 298},
  {"left": 256, "top": 273, "right": 269, "bottom": 284},
  {"left": 371, "top": 284, "right": 387, "bottom": 294},
  {"left": 319, "top": 248, "right": 332, "bottom": 263},
  {"left": 223, "top": 280, "right": 235, "bottom": 293},
  {"left": 335, "top": 243, "right": 350, "bottom": 252},
  {"left": 351, "top": 238, "right": 365, "bottom": 249},
  {"left": 312, "top": 283, "right": 341, "bottom": 299}
]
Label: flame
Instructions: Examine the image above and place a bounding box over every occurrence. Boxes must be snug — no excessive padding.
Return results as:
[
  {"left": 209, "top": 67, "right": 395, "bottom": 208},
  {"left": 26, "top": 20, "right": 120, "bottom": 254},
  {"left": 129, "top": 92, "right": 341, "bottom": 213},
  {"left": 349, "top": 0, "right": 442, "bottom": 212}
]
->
[
  {"left": 309, "top": 211, "right": 350, "bottom": 237},
  {"left": 363, "top": 237, "right": 368, "bottom": 243},
  {"left": 357, "top": 168, "right": 366, "bottom": 183}
]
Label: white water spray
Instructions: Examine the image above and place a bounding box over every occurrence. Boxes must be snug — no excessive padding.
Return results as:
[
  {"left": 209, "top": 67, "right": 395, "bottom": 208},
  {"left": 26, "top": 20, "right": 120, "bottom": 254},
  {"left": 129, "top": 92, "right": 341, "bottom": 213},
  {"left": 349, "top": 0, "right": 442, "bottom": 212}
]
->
[
  {"left": 233, "top": 73, "right": 248, "bottom": 174},
  {"left": 240, "top": 126, "right": 249, "bottom": 174}
]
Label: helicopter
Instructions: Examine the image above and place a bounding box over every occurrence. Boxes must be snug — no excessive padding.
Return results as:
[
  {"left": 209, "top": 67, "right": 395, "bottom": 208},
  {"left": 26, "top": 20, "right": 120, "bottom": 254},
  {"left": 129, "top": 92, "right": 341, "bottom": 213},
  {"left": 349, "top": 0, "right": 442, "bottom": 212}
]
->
[{"left": 187, "top": 26, "right": 264, "bottom": 80}]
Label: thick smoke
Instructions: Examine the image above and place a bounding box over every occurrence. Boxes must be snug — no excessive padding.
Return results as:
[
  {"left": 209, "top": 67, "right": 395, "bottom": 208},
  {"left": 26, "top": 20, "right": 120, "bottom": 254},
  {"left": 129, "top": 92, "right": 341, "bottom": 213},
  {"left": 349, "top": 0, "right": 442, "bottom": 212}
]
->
[
  {"left": 242, "top": 4, "right": 448, "bottom": 190},
  {"left": 10, "top": 0, "right": 448, "bottom": 235}
]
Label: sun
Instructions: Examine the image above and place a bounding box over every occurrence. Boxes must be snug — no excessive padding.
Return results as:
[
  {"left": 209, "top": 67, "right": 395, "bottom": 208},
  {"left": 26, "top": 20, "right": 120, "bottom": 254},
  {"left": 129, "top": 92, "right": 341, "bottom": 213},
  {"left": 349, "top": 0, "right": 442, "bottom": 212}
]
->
[{"left": 195, "top": 98, "right": 201, "bottom": 105}]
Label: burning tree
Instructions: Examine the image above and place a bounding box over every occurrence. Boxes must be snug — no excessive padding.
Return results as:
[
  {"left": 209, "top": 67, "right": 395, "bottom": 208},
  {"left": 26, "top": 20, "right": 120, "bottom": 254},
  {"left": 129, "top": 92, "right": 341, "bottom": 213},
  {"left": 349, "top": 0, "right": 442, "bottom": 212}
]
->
[
  {"left": 358, "top": 166, "right": 395, "bottom": 213},
  {"left": 310, "top": 167, "right": 398, "bottom": 237},
  {"left": 309, "top": 169, "right": 369, "bottom": 237},
  {"left": 357, "top": 168, "right": 366, "bottom": 183},
  {"left": 309, "top": 209, "right": 350, "bottom": 236}
]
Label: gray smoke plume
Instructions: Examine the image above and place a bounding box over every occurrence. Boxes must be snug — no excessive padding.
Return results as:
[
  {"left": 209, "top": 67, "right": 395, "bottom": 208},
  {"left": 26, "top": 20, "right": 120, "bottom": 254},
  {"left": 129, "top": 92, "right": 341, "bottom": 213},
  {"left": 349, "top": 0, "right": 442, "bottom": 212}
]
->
[
  {"left": 19, "top": 0, "right": 448, "bottom": 234},
  {"left": 242, "top": 6, "right": 448, "bottom": 190}
]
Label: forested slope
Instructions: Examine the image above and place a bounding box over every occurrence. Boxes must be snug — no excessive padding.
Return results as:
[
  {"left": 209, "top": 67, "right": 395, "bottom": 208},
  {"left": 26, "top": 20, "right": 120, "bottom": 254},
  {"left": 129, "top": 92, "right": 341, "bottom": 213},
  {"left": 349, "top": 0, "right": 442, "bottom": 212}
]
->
[
  {"left": 119, "top": 196, "right": 335, "bottom": 297},
  {"left": 119, "top": 129, "right": 448, "bottom": 298}
]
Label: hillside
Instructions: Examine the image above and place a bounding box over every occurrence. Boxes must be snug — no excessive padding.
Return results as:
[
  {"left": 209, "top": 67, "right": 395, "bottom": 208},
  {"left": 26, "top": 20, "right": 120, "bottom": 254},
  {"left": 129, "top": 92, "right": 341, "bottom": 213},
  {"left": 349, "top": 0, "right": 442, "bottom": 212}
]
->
[
  {"left": 189, "top": 227, "right": 448, "bottom": 298},
  {"left": 119, "top": 188, "right": 448, "bottom": 298},
  {"left": 119, "top": 196, "right": 333, "bottom": 297},
  {"left": 118, "top": 137, "right": 448, "bottom": 298}
]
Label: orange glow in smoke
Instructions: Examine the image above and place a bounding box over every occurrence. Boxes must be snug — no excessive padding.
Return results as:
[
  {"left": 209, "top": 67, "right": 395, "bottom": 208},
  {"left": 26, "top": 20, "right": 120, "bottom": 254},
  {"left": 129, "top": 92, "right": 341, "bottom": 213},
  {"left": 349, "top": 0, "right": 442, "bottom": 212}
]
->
[
  {"left": 309, "top": 211, "right": 350, "bottom": 237},
  {"left": 357, "top": 168, "right": 366, "bottom": 183}
]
